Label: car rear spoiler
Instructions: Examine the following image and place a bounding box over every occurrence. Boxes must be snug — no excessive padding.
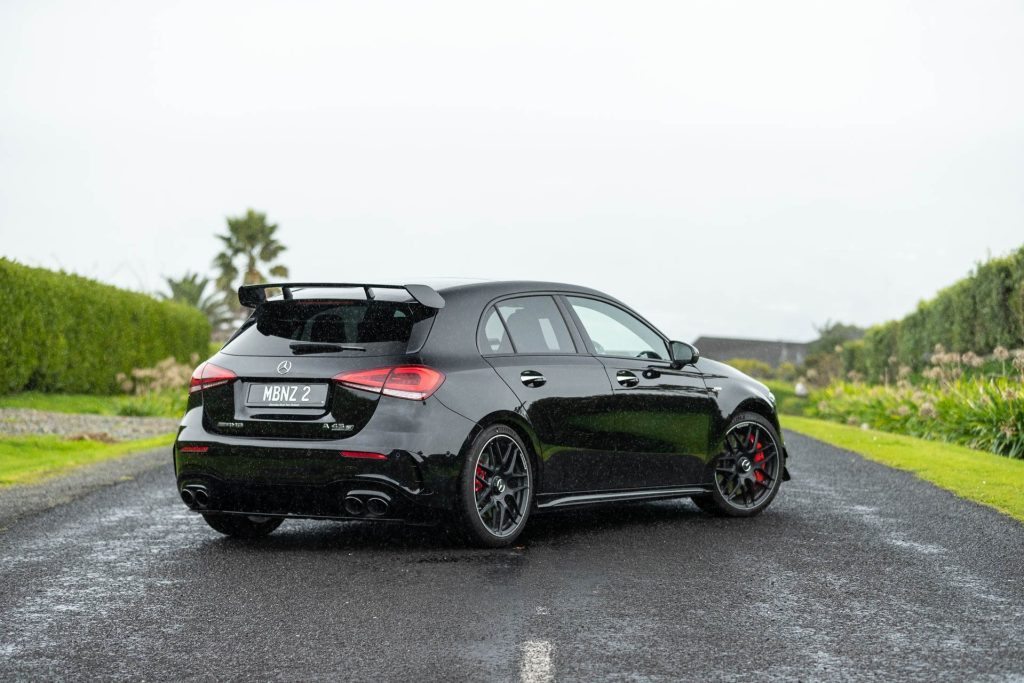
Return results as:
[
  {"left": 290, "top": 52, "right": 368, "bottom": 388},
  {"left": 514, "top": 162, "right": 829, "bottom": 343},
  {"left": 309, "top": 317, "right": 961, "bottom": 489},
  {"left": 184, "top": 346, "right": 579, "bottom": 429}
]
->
[{"left": 238, "top": 282, "right": 446, "bottom": 309}]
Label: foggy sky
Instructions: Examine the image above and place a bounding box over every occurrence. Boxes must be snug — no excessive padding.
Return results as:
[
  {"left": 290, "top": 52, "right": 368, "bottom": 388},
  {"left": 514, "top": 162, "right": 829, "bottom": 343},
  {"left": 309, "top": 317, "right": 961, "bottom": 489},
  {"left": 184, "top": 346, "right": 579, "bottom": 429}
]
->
[{"left": 2, "top": 0, "right": 1023, "bottom": 342}]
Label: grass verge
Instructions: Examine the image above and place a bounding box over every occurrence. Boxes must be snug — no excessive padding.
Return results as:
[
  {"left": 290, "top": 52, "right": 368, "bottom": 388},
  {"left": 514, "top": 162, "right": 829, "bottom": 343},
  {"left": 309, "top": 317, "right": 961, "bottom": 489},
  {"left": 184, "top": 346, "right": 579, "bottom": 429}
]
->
[
  {"left": 0, "top": 433, "right": 174, "bottom": 486},
  {"left": 782, "top": 415, "right": 1024, "bottom": 522},
  {"left": 0, "top": 391, "right": 183, "bottom": 418}
]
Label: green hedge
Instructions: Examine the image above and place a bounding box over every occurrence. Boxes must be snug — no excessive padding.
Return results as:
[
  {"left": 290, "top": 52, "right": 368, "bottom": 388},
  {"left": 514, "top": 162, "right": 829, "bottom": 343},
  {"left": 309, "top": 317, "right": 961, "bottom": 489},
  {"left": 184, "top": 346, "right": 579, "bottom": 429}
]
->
[
  {"left": 855, "top": 246, "right": 1024, "bottom": 380},
  {"left": 0, "top": 259, "right": 210, "bottom": 394}
]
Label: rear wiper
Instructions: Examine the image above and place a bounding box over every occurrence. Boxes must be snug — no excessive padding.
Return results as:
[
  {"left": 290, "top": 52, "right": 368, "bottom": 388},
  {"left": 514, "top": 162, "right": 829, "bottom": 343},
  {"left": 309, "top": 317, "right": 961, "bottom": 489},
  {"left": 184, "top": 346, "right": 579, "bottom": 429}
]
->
[{"left": 289, "top": 343, "right": 366, "bottom": 355}]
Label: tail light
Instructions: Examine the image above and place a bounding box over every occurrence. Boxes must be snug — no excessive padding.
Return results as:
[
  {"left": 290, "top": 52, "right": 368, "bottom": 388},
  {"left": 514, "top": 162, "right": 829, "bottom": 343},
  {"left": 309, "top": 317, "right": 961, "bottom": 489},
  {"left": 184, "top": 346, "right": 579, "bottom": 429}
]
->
[
  {"left": 189, "top": 362, "right": 238, "bottom": 394},
  {"left": 333, "top": 365, "right": 445, "bottom": 401}
]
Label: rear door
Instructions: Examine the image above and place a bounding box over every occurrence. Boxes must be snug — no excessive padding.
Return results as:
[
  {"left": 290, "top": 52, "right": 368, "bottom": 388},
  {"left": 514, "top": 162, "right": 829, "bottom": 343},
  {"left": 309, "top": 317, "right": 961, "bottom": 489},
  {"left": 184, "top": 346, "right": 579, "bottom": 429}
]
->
[
  {"left": 479, "top": 295, "right": 616, "bottom": 493},
  {"left": 562, "top": 295, "right": 716, "bottom": 487}
]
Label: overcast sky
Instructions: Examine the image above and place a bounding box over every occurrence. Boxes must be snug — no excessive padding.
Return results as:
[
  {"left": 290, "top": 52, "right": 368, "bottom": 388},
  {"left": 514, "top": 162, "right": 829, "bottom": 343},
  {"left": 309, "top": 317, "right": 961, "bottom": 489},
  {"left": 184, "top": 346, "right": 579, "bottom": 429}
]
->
[{"left": 2, "top": 1, "right": 1023, "bottom": 342}]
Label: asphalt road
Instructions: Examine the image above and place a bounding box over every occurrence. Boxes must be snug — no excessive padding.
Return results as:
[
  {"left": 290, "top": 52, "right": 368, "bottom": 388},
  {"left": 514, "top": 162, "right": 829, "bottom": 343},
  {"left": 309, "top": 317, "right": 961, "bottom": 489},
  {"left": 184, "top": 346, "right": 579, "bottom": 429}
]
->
[{"left": 1, "top": 432, "right": 1022, "bottom": 682}]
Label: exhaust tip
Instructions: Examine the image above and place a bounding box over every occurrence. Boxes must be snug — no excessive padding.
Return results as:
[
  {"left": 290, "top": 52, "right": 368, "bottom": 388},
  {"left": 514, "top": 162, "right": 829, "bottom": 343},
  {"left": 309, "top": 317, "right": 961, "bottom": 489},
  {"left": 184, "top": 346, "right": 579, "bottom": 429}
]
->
[
  {"left": 181, "top": 485, "right": 210, "bottom": 509},
  {"left": 344, "top": 496, "right": 364, "bottom": 516},
  {"left": 366, "top": 497, "right": 389, "bottom": 517}
]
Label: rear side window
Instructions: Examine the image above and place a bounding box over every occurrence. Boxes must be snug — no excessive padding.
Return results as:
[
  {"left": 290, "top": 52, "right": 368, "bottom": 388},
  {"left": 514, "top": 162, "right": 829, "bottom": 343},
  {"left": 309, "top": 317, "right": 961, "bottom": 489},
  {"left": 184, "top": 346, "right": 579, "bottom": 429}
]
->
[
  {"left": 223, "top": 299, "right": 436, "bottom": 357},
  {"left": 478, "top": 307, "right": 513, "bottom": 354},
  {"left": 496, "top": 296, "right": 576, "bottom": 354}
]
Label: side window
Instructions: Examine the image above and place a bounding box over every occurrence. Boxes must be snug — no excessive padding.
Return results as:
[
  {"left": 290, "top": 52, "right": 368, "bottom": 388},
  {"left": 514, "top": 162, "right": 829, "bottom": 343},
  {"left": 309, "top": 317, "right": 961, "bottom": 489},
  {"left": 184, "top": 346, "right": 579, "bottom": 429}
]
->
[
  {"left": 478, "top": 307, "right": 513, "bottom": 354},
  {"left": 567, "top": 297, "right": 669, "bottom": 360},
  {"left": 496, "top": 296, "right": 576, "bottom": 354}
]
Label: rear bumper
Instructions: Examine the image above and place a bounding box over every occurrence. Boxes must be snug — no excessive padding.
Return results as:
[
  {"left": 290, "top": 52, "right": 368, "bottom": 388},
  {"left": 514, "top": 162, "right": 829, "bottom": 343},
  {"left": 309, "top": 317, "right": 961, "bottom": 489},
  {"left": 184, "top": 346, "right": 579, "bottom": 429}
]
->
[{"left": 173, "top": 395, "right": 476, "bottom": 521}]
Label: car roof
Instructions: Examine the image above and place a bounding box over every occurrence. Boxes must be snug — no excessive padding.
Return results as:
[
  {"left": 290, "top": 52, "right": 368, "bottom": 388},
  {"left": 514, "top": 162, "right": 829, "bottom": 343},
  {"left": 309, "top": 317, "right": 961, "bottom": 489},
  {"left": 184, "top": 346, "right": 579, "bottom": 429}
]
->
[{"left": 421, "top": 279, "right": 615, "bottom": 300}]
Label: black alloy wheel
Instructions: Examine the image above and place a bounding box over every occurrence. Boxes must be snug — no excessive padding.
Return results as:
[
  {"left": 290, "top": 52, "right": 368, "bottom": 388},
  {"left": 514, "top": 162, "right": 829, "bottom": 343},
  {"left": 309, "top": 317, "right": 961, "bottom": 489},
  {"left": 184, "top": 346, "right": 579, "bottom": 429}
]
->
[
  {"left": 458, "top": 425, "right": 534, "bottom": 547},
  {"left": 693, "top": 413, "right": 783, "bottom": 517}
]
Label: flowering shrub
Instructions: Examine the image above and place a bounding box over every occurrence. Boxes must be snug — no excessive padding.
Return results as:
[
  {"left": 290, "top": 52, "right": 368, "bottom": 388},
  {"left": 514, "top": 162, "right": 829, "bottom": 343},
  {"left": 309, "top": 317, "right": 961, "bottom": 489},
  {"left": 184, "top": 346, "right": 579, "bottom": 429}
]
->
[
  {"left": 809, "top": 347, "right": 1024, "bottom": 458},
  {"left": 112, "top": 355, "right": 197, "bottom": 417},
  {"left": 116, "top": 355, "right": 197, "bottom": 396}
]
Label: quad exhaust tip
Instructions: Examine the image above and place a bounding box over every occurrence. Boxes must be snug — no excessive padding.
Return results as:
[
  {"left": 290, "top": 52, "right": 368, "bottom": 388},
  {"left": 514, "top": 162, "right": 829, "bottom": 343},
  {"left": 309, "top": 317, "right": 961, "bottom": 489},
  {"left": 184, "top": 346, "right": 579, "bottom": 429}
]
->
[
  {"left": 344, "top": 494, "right": 390, "bottom": 517},
  {"left": 181, "top": 485, "right": 211, "bottom": 510}
]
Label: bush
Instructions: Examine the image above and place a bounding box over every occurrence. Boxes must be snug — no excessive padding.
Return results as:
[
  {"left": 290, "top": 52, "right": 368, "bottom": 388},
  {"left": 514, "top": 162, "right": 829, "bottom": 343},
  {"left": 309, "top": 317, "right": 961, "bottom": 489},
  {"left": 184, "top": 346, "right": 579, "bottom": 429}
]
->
[
  {"left": 809, "top": 376, "right": 1024, "bottom": 459},
  {"left": 854, "top": 246, "right": 1024, "bottom": 381},
  {"left": 764, "top": 380, "right": 808, "bottom": 416},
  {"left": 0, "top": 259, "right": 210, "bottom": 394},
  {"left": 725, "top": 358, "right": 775, "bottom": 380}
]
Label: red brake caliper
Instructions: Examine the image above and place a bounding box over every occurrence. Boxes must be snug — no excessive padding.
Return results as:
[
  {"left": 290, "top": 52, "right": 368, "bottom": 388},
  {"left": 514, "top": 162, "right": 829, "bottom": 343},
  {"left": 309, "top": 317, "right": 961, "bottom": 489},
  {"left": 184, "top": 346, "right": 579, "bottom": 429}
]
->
[
  {"left": 751, "top": 435, "right": 766, "bottom": 483},
  {"left": 475, "top": 465, "right": 486, "bottom": 493}
]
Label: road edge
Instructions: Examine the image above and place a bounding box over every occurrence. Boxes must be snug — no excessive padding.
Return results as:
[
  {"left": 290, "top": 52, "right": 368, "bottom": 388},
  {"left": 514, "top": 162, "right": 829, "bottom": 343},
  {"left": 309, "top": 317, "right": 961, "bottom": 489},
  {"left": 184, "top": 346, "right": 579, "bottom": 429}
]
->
[
  {"left": 782, "top": 417, "right": 1024, "bottom": 523},
  {"left": 0, "top": 446, "right": 171, "bottom": 531}
]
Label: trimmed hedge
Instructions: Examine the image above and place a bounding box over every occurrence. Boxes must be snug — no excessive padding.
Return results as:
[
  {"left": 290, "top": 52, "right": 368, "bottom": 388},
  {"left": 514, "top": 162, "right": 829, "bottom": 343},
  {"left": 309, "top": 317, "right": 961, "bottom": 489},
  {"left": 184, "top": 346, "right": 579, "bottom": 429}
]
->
[
  {"left": 0, "top": 259, "right": 210, "bottom": 394},
  {"left": 854, "top": 246, "right": 1024, "bottom": 380}
]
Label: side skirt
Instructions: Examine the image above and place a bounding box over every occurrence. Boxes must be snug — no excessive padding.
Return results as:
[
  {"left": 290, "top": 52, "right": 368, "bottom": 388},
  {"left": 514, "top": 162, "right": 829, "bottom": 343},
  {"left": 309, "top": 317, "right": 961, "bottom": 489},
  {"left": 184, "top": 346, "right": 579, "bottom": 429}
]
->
[{"left": 535, "top": 486, "right": 710, "bottom": 510}]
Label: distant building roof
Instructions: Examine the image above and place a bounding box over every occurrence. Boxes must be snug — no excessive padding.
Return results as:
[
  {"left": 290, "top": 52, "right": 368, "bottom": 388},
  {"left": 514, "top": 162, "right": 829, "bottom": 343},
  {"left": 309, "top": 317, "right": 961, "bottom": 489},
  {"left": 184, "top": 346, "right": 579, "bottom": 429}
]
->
[{"left": 693, "top": 336, "right": 810, "bottom": 368}]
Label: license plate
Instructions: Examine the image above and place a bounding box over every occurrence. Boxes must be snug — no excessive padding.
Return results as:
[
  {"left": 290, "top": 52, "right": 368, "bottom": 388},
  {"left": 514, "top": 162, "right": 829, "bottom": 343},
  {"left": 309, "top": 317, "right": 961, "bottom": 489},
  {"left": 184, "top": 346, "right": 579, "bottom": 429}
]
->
[{"left": 245, "top": 383, "right": 328, "bottom": 408}]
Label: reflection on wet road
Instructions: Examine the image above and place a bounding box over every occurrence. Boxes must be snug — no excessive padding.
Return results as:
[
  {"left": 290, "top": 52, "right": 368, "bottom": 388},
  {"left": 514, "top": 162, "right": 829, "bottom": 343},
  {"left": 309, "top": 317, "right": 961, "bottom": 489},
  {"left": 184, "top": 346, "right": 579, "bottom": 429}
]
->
[{"left": 1, "top": 433, "right": 1022, "bottom": 681}]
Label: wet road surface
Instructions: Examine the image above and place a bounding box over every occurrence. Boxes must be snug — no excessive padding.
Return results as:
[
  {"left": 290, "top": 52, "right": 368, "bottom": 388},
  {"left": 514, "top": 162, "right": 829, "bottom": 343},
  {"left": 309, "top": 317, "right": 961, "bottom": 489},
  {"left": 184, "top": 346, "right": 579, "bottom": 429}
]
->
[{"left": 1, "top": 432, "right": 1022, "bottom": 681}]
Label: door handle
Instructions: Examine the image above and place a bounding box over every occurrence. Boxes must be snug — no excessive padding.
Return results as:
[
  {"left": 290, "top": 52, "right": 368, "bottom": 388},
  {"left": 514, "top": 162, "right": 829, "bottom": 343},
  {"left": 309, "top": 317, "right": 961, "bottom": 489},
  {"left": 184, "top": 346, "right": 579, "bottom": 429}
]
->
[
  {"left": 520, "top": 370, "right": 546, "bottom": 388},
  {"left": 616, "top": 370, "right": 640, "bottom": 387}
]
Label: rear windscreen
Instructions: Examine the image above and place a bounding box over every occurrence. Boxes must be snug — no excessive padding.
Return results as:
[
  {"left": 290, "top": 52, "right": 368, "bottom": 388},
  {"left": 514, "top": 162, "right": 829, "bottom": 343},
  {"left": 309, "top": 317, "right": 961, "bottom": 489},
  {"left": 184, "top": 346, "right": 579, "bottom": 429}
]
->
[{"left": 222, "top": 299, "right": 436, "bottom": 357}]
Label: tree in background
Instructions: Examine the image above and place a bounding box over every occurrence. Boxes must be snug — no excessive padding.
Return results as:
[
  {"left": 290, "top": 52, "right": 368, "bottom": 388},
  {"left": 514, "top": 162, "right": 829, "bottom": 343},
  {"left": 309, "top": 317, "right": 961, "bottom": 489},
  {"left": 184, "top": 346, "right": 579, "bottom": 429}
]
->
[
  {"left": 807, "top": 321, "right": 865, "bottom": 358},
  {"left": 160, "top": 272, "right": 233, "bottom": 331},
  {"left": 213, "top": 209, "right": 289, "bottom": 310},
  {"left": 804, "top": 321, "right": 866, "bottom": 385}
]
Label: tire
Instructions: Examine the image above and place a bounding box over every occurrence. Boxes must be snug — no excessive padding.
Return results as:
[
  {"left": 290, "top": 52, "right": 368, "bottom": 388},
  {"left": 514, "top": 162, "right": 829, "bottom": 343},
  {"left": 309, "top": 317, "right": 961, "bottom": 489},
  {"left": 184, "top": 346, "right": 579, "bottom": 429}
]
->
[
  {"left": 455, "top": 424, "right": 534, "bottom": 548},
  {"left": 201, "top": 513, "right": 284, "bottom": 538},
  {"left": 692, "top": 412, "right": 784, "bottom": 518}
]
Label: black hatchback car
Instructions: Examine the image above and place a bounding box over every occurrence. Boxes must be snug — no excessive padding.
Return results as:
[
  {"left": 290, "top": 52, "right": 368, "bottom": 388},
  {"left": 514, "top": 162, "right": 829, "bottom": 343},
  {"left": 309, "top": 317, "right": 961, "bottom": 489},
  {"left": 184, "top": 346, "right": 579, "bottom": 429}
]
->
[{"left": 175, "top": 280, "right": 789, "bottom": 547}]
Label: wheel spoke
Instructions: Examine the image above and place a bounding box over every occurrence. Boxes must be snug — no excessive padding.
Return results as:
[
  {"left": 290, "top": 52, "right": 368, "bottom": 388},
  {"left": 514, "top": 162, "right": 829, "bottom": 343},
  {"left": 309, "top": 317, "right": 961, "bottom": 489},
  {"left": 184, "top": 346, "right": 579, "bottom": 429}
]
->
[
  {"left": 505, "top": 446, "right": 519, "bottom": 474},
  {"left": 476, "top": 487, "right": 490, "bottom": 504},
  {"left": 506, "top": 495, "right": 521, "bottom": 521},
  {"left": 496, "top": 500, "right": 506, "bottom": 531}
]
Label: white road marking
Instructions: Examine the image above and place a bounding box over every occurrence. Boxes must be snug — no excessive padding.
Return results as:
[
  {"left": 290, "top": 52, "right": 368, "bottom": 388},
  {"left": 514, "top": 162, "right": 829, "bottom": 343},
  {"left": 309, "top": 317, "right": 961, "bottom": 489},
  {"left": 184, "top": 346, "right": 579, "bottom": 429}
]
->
[{"left": 520, "top": 640, "right": 554, "bottom": 683}]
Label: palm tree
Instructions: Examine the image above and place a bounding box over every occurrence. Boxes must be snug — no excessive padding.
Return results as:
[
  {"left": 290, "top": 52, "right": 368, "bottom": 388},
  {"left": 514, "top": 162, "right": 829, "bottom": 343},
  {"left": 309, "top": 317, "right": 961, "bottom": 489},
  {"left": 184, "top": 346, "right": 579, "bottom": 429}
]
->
[
  {"left": 160, "top": 272, "right": 233, "bottom": 330},
  {"left": 213, "top": 209, "right": 289, "bottom": 308}
]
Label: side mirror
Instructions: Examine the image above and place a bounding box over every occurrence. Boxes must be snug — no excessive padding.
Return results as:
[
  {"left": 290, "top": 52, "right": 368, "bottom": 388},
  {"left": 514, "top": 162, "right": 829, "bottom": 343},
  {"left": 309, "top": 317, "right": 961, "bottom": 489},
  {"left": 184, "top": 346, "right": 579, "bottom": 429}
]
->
[{"left": 670, "top": 341, "right": 700, "bottom": 368}]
